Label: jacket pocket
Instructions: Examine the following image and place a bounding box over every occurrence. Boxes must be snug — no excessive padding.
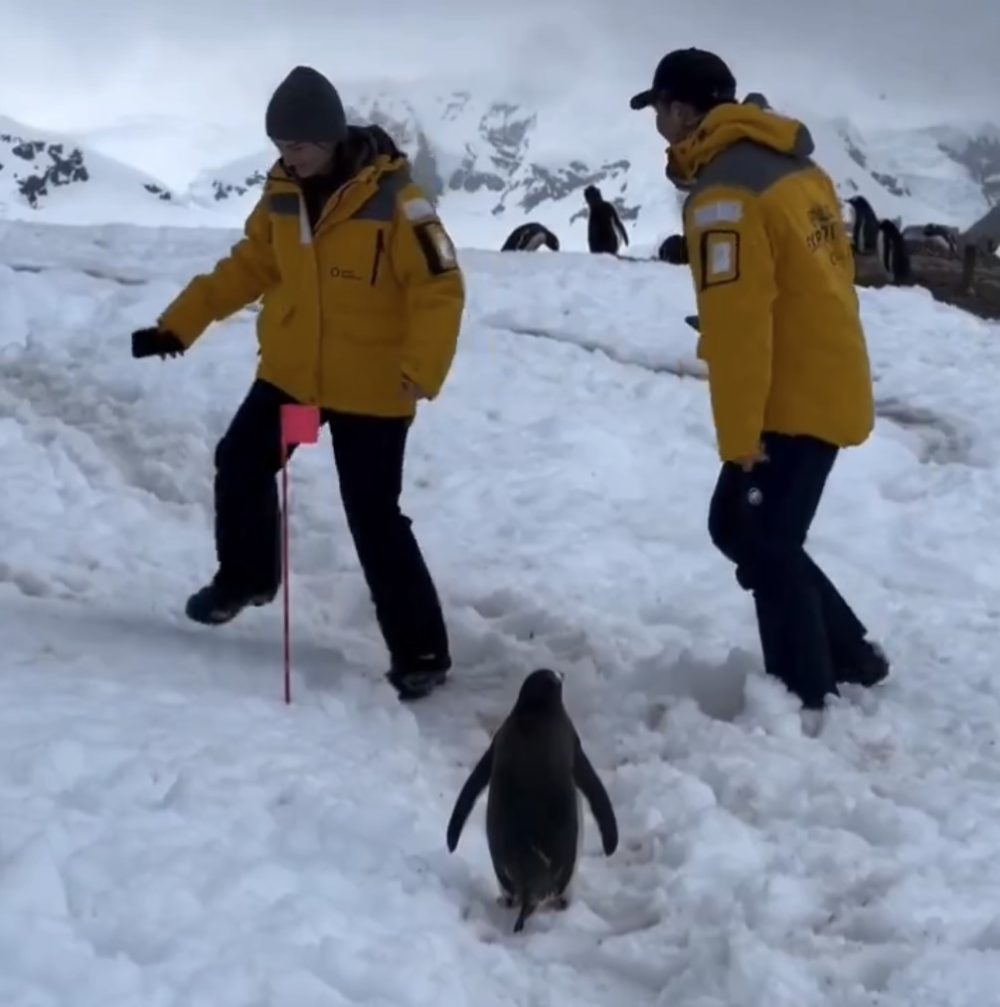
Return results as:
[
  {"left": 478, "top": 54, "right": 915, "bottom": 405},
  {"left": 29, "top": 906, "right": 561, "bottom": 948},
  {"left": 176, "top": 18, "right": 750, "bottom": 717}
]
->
[{"left": 370, "top": 228, "right": 385, "bottom": 285}]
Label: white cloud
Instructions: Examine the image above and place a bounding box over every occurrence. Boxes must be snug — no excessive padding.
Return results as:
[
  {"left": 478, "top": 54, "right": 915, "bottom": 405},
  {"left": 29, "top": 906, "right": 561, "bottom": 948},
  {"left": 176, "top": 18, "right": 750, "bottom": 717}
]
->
[{"left": 1, "top": 0, "right": 997, "bottom": 134}]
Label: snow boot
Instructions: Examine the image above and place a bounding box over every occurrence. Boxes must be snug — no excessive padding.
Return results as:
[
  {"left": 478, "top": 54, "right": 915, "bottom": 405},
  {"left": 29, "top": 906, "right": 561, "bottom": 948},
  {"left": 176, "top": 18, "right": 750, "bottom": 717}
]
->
[
  {"left": 185, "top": 577, "right": 277, "bottom": 626},
  {"left": 385, "top": 653, "right": 450, "bottom": 701},
  {"left": 836, "top": 640, "right": 890, "bottom": 688}
]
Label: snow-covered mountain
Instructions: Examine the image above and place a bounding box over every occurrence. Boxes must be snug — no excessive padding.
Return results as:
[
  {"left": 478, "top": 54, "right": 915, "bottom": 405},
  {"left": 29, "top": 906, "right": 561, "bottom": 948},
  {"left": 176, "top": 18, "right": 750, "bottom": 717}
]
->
[
  {"left": 185, "top": 88, "right": 999, "bottom": 251},
  {"left": 0, "top": 116, "right": 223, "bottom": 228},
  {"left": 3, "top": 90, "right": 998, "bottom": 251}
]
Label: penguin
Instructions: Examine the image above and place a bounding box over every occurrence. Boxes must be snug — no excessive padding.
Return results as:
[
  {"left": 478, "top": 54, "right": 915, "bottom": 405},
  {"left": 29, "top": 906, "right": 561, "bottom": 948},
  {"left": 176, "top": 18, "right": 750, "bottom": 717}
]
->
[
  {"left": 658, "top": 233, "right": 689, "bottom": 264},
  {"left": 446, "top": 668, "right": 618, "bottom": 933},
  {"left": 583, "top": 185, "right": 629, "bottom": 255},
  {"left": 846, "top": 195, "right": 880, "bottom": 254},
  {"left": 501, "top": 222, "right": 560, "bottom": 252},
  {"left": 876, "top": 218, "right": 912, "bottom": 284}
]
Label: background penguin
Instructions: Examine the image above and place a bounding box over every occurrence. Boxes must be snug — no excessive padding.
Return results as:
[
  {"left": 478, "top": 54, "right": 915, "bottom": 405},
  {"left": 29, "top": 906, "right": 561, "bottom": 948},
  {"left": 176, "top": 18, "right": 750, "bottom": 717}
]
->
[
  {"left": 658, "top": 233, "right": 689, "bottom": 264},
  {"left": 846, "top": 195, "right": 880, "bottom": 254},
  {"left": 876, "top": 218, "right": 912, "bottom": 284},
  {"left": 446, "top": 668, "right": 618, "bottom": 933},
  {"left": 583, "top": 185, "right": 630, "bottom": 255},
  {"left": 501, "top": 222, "right": 560, "bottom": 252}
]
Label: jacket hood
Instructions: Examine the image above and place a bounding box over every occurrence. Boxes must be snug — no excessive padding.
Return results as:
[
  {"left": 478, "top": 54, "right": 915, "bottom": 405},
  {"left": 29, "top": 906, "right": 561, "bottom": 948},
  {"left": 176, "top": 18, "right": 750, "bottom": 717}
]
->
[{"left": 667, "top": 101, "right": 814, "bottom": 188}]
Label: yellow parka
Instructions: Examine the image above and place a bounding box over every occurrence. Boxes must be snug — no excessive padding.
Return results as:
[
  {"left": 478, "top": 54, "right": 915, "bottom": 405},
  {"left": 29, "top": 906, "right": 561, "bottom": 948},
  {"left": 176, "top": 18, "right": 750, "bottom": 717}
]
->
[
  {"left": 670, "top": 101, "right": 875, "bottom": 461},
  {"left": 159, "top": 128, "right": 465, "bottom": 417}
]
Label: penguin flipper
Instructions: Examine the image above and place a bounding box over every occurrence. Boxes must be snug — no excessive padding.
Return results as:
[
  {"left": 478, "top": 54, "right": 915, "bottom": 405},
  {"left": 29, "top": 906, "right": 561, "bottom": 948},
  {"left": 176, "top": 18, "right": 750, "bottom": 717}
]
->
[
  {"left": 572, "top": 738, "right": 619, "bottom": 855},
  {"left": 446, "top": 744, "right": 493, "bottom": 852},
  {"left": 615, "top": 215, "right": 630, "bottom": 248}
]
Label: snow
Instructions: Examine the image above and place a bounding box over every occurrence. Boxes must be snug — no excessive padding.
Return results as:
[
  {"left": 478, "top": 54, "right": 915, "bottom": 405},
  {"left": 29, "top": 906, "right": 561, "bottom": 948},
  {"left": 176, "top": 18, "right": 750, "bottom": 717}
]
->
[
  {"left": 0, "top": 116, "right": 230, "bottom": 230},
  {"left": 3, "top": 219, "right": 1000, "bottom": 1005},
  {"left": 79, "top": 114, "right": 265, "bottom": 193}
]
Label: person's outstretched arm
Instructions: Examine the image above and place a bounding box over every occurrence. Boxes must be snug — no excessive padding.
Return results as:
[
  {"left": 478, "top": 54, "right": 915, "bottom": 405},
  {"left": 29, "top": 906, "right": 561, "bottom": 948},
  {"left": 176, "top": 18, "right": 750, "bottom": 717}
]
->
[{"left": 157, "top": 194, "right": 280, "bottom": 348}]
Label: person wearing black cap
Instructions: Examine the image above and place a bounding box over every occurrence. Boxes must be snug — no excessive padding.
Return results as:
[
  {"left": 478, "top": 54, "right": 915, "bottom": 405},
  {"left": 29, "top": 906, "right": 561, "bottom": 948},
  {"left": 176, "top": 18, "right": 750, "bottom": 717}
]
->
[
  {"left": 130, "top": 65, "right": 466, "bottom": 700},
  {"left": 631, "top": 48, "right": 889, "bottom": 720}
]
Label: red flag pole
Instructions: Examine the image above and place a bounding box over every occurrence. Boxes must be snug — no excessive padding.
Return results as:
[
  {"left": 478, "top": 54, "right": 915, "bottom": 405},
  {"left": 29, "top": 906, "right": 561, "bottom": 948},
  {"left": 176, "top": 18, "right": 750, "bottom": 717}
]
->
[
  {"left": 278, "top": 403, "right": 321, "bottom": 706},
  {"left": 281, "top": 443, "right": 292, "bottom": 705}
]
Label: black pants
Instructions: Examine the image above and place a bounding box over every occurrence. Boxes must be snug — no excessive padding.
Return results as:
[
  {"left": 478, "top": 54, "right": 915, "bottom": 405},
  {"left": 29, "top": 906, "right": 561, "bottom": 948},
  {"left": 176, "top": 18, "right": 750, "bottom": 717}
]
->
[
  {"left": 213, "top": 380, "right": 449, "bottom": 671},
  {"left": 708, "top": 433, "right": 869, "bottom": 709}
]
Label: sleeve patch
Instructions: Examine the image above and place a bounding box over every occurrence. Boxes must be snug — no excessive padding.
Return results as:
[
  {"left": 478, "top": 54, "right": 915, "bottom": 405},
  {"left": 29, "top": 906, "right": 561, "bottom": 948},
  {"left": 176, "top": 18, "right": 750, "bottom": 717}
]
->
[
  {"left": 699, "top": 230, "right": 741, "bottom": 288},
  {"left": 693, "top": 199, "right": 743, "bottom": 227},
  {"left": 403, "top": 197, "right": 437, "bottom": 222},
  {"left": 415, "top": 221, "right": 459, "bottom": 274}
]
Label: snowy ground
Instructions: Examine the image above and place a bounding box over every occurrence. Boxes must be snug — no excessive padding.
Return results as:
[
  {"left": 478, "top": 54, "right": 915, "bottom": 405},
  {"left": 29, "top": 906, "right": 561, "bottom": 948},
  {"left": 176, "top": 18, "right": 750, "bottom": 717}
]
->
[{"left": 2, "top": 222, "right": 1000, "bottom": 1006}]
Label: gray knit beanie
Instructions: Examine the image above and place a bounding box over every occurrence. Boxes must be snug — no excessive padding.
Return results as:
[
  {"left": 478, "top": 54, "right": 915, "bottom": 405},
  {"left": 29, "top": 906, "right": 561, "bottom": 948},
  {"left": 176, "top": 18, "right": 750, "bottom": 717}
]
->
[{"left": 265, "top": 66, "right": 348, "bottom": 143}]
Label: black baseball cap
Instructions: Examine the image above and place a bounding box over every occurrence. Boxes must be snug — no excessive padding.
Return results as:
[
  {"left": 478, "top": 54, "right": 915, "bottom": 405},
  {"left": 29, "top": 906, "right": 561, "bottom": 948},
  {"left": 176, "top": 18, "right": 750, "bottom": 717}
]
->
[{"left": 630, "top": 48, "right": 737, "bottom": 111}]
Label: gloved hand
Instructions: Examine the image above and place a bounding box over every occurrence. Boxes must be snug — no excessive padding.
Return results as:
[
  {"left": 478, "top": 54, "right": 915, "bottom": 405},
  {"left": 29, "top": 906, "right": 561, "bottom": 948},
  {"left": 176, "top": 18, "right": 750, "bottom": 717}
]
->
[{"left": 131, "top": 327, "right": 185, "bottom": 359}]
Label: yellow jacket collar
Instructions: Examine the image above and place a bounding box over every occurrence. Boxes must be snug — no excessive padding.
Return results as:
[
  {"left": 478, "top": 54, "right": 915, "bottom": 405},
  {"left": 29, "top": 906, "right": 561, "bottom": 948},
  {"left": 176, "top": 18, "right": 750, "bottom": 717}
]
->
[
  {"left": 667, "top": 102, "right": 814, "bottom": 188},
  {"left": 267, "top": 153, "right": 406, "bottom": 227}
]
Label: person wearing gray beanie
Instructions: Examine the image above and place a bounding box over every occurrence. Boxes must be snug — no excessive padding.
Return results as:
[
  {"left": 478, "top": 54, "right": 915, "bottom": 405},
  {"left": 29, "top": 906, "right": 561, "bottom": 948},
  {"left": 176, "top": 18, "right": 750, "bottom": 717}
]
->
[
  {"left": 265, "top": 65, "right": 349, "bottom": 146},
  {"left": 131, "top": 64, "right": 466, "bottom": 701}
]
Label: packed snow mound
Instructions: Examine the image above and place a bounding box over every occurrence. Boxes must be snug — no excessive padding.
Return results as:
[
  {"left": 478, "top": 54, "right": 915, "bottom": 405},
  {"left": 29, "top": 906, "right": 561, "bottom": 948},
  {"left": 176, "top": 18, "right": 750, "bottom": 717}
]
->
[
  {"left": 0, "top": 116, "right": 223, "bottom": 227},
  {"left": 3, "top": 218, "right": 1000, "bottom": 1004}
]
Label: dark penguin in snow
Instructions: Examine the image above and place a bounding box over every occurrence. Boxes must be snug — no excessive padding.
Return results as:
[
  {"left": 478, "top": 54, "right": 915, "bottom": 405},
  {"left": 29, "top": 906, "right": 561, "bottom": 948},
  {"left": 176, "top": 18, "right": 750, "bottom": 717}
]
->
[
  {"left": 446, "top": 668, "right": 619, "bottom": 933},
  {"left": 501, "top": 222, "right": 560, "bottom": 252},
  {"left": 876, "top": 218, "right": 912, "bottom": 284},
  {"left": 658, "top": 233, "right": 689, "bottom": 264},
  {"left": 846, "top": 195, "right": 880, "bottom": 254},
  {"left": 584, "top": 185, "right": 629, "bottom": 255}
]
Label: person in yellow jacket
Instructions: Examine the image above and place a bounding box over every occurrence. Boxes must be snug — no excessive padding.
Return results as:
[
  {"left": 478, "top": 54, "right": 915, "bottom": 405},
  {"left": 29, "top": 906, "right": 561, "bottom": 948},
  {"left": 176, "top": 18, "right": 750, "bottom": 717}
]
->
[
  {"left": 131, "top": 65, "right": 465, "bottom": 700},
  {"left": 631, "top": 49, "right": 889, "bottom": 717}
]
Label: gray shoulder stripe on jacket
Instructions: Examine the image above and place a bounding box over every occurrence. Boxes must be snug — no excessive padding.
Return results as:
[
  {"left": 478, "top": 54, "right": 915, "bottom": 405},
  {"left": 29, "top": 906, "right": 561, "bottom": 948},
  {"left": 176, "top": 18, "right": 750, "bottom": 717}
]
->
[
  {"left": 353, "top": 168, "right": 413, "bottom": 223},
  {"left": 268, "top": 192, "right": 300, "bottom": 217},
  {"left": 691, "top": 139, "right": 814, "bottom": 199}
]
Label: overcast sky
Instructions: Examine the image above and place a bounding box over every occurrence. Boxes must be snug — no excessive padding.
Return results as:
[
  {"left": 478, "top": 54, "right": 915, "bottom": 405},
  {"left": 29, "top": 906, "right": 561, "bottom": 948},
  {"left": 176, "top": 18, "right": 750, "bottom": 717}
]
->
[{"left": 2, "top": 0, "right": 997, "bottom": 136}]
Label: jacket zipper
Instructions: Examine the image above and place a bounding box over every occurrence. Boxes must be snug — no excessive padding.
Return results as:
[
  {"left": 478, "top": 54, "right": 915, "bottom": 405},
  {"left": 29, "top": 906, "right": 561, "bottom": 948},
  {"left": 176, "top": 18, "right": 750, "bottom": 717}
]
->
[
  {"left": 370, "top": 229, "right": 385, "bottom": 285},
  {"left": 289, "top": 176, "right": 326, "bottom": 405}
]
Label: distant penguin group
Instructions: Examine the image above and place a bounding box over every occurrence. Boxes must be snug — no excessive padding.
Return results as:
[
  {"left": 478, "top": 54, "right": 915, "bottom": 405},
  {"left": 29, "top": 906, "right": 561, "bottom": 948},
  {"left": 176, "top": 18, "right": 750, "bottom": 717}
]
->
[
  {"left": 499, "top": 185, "right": 632, "bottom": 257},
  {"left": 447, "top": 668, "right": 619, "bottom": 933}
]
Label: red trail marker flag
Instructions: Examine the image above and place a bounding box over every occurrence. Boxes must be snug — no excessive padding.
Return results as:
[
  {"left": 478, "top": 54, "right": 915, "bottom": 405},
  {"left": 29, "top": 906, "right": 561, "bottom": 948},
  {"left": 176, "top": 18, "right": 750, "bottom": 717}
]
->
[{"left": 280, "top": 404, "right": 321, "bottom": 704}]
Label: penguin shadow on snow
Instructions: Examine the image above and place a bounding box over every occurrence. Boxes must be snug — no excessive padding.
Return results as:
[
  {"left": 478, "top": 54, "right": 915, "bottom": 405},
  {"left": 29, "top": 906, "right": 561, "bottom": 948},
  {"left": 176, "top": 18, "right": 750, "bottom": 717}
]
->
[{"left": 445, "top": 668, "right": 619, "bottom": 934}]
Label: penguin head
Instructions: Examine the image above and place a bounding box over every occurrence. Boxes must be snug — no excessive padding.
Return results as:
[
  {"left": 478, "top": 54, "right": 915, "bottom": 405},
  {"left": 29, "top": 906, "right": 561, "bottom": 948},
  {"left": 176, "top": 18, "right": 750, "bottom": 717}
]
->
[
  {"left": 514, "top": 668, "right": 564, "bottom": 714},
  {"left": 584, "top": 185, "right": 601, "bottom": 206}
]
